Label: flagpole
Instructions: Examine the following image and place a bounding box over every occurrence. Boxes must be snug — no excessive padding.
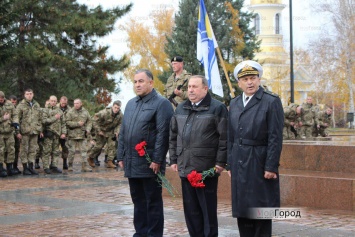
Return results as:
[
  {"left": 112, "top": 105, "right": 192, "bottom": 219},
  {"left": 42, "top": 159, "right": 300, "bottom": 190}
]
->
[{"left": 215, "top": 47, "right": 235, "bottom": 98}]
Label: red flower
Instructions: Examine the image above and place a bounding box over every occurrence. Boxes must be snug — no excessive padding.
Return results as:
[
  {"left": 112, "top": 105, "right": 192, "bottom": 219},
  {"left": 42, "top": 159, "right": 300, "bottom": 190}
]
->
[
  {"left": 187, "top": 170, "right": 205, "bottom": 188},
  {"left": 187, "top": 168, "right": 216, "bottom": 188},
  {"left": 135, "top": 141, "right": 147, "bottom": 156},
  {"left": 134, "top": 141, "right": 177, "bottom": 197}
]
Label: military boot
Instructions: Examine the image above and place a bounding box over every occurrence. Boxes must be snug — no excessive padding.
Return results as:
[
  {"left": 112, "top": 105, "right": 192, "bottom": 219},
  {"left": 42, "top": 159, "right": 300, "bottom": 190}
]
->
[
  {"left": 0, "top": 163, "right": 7, "bottom": 177},
  {"left": 81, "top": 162, "right": 92, "bottom": 172},
  {"left": 13, "top": 161, "right": 21, "bottom": 175},
  {"left": 104, "top": 155, "right": 108, "bottom": 163},
  {"left": 106, "top": 160, "right": 116, "bottom": 168},
  {"left": 87, "top": 157, "right": 95, "bottom": 168},
  {"left": 63, "top": 158, "right": 68, "bottom": 170},
  {"left": 12, "top": 157, "right": 21, "bottom": 174},
  {"left": 35, "top": 158, "right": 40, "bottom": 169},
  {"left": 28, "top": 162, "right": 39, "bottom": 175},
  {"left": 6, "top": 163, "right": 17, "bottom": 176},
  {"left": 22, "top": 163, "right": 32, "bottom": 175},
  {"left": 94, "top": 156, "right": 100, "bottom": 166}
]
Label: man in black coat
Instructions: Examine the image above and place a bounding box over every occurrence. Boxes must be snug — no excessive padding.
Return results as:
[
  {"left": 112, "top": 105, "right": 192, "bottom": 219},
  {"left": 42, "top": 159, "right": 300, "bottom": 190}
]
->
[
  {"left": 228, "top": 60, "right": 284, "bottom": 237},
  {"left": 170, "top": 75, "right": 228, "bottom": 237},
  {"left": 117, "top": 69, "right": 173, "bottom": 237}
]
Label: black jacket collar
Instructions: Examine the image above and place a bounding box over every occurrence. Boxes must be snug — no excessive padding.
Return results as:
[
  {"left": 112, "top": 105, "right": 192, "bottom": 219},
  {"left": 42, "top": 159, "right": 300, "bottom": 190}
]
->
[{"left": 183, "top": 92, "right": 211, "bottom": 111}]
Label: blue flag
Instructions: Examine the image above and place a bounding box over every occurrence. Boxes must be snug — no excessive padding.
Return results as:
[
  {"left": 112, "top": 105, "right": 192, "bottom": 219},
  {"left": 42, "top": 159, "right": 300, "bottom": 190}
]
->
[{"left": 197, "top": 0, "right": 224, "bottom": 97}]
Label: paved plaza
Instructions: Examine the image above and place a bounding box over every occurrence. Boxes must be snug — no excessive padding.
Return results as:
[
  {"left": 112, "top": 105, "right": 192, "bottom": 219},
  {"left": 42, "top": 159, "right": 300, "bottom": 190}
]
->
[{"left": 0, "top": 159, "right": 354, "bottom": 237}]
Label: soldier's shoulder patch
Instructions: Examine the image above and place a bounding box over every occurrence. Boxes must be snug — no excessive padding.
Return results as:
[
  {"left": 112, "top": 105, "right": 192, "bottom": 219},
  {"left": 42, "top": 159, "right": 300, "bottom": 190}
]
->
[{"left": 264, "top": 90, "right": 279, "bottom": 98}]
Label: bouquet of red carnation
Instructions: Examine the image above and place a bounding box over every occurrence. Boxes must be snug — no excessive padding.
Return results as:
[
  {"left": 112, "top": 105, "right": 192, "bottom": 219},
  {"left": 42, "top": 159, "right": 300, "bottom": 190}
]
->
[
  {"left": 187, "top": 168, "right": 216, "bottom": 188},
  {"left": 135, "top": 141, "right": 177, "bottom": 197}
]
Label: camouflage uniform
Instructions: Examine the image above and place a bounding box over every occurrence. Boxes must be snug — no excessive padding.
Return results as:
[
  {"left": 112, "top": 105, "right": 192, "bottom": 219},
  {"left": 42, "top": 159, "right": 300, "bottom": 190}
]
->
[
  {"left": 35, "top": 107, "right": 48, "bottom": 168},
  {"left": 65, "top": 107, "right": 92, "bottom": 170},
  {"left": 311, "top": 104, "right": 321, "bottom": 137},
  {"left": 283, "top": 104, "right": 301, "bottom": 140},
  {"left": 87, "top": 108, "right": 123, "bottom": 166},
  {"left": 317, "top": 110, "right": 332, "bottom": 137},
  {"left": 16, "top": 99, "right": 43, "bottom": 164},
  {"left": 57, "top": 104, "right": 71, "bottom": 162},
  {"left": 164, "top": 70, "right": 191, "bottom": 107},
  {"left": 300, "top": 103, "right": 318, "bottom": 138},
  {"left": 0, "top": 99, "right": 18, "bottom": 176},
  {"left": 42, "top": 106, "right": 66, "bottom": 170}
]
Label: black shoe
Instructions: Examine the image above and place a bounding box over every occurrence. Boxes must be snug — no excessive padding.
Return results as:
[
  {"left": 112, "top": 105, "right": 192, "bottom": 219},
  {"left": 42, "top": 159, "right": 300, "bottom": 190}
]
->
[
  {"left": 22, "top": 163, "right": 32, "bottom": 175},
  {"left": 35, "top": 159, "right": 41, "bottom": 169},
  {"left": 0, "top": 163, "right": 7, "bottom": 177},
  {"left": 63, "top": 159, "right": 68, "bottom": 170},
  {"left": 28, "top": 163, "right": 39, "bottom": 175},
  {"left": 51, "top": 167, "right": 62, "bottom": 174},
  {"left": 12, "top": 163, "right": 21, "bottom": 174},
  {"left": 44, "top": 168, "right": 51, "bottom": 174},
  {"left": 94, "top": 156, "right": 100, "bottom": 166},
  {"left": 6, "top": 163, "right": 17, "bottom": 176}
]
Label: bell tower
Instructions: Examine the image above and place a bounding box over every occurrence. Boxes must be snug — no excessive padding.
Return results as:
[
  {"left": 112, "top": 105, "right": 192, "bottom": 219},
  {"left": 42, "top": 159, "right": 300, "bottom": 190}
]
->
[{"left": 249, "top": 0, "right": 288, "bottom": 64}]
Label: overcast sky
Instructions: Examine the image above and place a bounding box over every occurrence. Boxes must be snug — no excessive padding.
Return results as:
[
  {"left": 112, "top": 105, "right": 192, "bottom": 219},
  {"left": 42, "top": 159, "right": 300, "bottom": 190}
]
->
[{"left": 77, "top": 0, "right": 324, "bottom": 111}]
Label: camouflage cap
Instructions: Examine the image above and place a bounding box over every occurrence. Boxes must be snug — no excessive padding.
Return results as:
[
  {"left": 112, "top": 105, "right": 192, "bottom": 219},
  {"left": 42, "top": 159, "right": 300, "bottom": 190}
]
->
[{"left": 0, "top": 91, "right": 5, "bottom": 98}]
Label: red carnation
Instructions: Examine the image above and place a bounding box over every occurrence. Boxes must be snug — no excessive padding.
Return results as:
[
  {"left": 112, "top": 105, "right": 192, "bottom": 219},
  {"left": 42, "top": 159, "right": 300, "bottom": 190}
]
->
[
  {"left": 135, "top": 141, "right": 147, "bottom": 156},
  {"left": 187, "top": 168, "right": 216, "bottom": 188}
]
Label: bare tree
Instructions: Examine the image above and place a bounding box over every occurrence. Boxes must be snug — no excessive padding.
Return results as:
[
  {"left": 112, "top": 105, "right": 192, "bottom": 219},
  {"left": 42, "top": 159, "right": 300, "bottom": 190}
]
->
[{"left": 311, "top": 0, "right": 355, "bottom": 113}]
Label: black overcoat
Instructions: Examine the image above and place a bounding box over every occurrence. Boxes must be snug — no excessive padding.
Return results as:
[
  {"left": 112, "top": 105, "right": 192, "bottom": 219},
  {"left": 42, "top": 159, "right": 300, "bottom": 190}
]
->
[{"left": 228, "top": 87, "right": 284, "bottom": 218}]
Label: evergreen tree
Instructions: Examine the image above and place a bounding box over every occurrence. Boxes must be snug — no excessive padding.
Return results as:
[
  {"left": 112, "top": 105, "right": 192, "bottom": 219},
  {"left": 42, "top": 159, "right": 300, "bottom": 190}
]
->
[
  {"left": 164, "top": 0, "right": 260, "bottom": 102},
  {"left": 0, "top": 0, "right": 132, "bottom": 105}
]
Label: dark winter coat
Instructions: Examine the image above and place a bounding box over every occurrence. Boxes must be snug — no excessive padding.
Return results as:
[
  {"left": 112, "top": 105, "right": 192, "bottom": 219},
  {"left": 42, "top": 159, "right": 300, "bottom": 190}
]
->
[
  {"left": 228, "top": 87, "right": 284, "bottom": 218},
  {"left": 117, "top": 89, "right": 173, "bottom": 178},
  {"left": 169, "top": 93, "right": 228, "bottom": 177}
]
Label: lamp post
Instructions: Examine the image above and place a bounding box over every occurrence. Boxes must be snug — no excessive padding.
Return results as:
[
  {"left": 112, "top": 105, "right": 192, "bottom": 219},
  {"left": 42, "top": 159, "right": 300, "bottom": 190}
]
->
[{"left": 289, "top": 0, "right": 294, "bottom": 103}]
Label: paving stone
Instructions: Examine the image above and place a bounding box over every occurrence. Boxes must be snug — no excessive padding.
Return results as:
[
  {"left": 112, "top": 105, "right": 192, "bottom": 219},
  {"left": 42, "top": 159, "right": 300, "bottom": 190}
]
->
[{"left": 0, "top": 158, "right": 354, "bottom": 236}]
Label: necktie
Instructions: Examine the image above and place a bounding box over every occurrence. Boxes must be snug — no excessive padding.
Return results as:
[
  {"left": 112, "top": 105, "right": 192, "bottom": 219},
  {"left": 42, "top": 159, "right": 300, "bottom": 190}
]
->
[
  {"left": 192, "top": 103, "right": 197, "bottom": 110},
  {"left": 244, "top": 97, "right": 249, "bottom": 107}
]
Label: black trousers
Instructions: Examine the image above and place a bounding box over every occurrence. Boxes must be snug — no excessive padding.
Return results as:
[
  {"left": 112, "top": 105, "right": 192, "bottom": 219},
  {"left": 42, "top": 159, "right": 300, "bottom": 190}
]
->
[
  {"left": 128, "top": 177, "right": 164, "bottom": 237},
  {"left": 237, "top": 218, "right": 272, "bottom": 237},
  {"left": 181, "top": 176, "right": 219, "bottom": 237}
]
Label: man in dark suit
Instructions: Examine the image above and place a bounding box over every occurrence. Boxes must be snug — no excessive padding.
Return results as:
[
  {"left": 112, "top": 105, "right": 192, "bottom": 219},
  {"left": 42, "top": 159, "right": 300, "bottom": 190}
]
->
[
  {"left": 228, "top": 60, "right": 284, "bottom": 237},
  {"left": 169, "top": 75, "right": 228, "bottom": 237}
]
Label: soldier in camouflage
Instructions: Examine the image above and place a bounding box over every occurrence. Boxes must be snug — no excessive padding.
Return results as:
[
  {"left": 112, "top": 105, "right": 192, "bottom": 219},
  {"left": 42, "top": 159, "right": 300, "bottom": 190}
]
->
[
  {"left": 35, "top": 99, "right": 50, "bottom": 169},
  {"left": 300, "top": 96, "right": 319, "bottom": 139},
  {"left": 57, "top": 96, "right": 71, "bottom": 169},
  {"left": 87, "top": 100, "right": 123, "bottom": 168},
  {"left": 164, "top": 56, "right": 191, "bottom": 108},
  {"left": 42, "top": 96, "right": 67, "bottom": 174},
  {"left": 15, "top": 89, "right": 43, "bottom": 175},
  {"left": 8, "top": 95, "right": 21, "bottom": 174},
  {"left": 283, "top": 103, "right": 303, "bottom": 139},
  {"left": 317, "top": 107, "right": 332, "bottom": 137},
  {"left": 66, "top": 99, "right": 92, "bottom": 172},
  {"left": 0, "top": 91, "right": 19, "bottom": 177}
]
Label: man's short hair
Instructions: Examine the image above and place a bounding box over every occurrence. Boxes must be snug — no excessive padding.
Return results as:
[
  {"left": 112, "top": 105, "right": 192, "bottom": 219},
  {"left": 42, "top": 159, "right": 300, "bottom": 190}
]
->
[
  {"left": 24, "top": 88, "right": 33, "bottom": 94},
  {"left": 135, "top": 69, "right": 153, "bottom": 80},
  {"left": 60, "top": 96, "right": 68, "bottom": 101},
  {"left": 8, "top": 95, "right": 17, "bottom": 100},
  {"left": 113, "top": 100, "right": 121, "bottom": 107},
  {"left": 190, "top": 75, "right": 208, "bottom": 87}
]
